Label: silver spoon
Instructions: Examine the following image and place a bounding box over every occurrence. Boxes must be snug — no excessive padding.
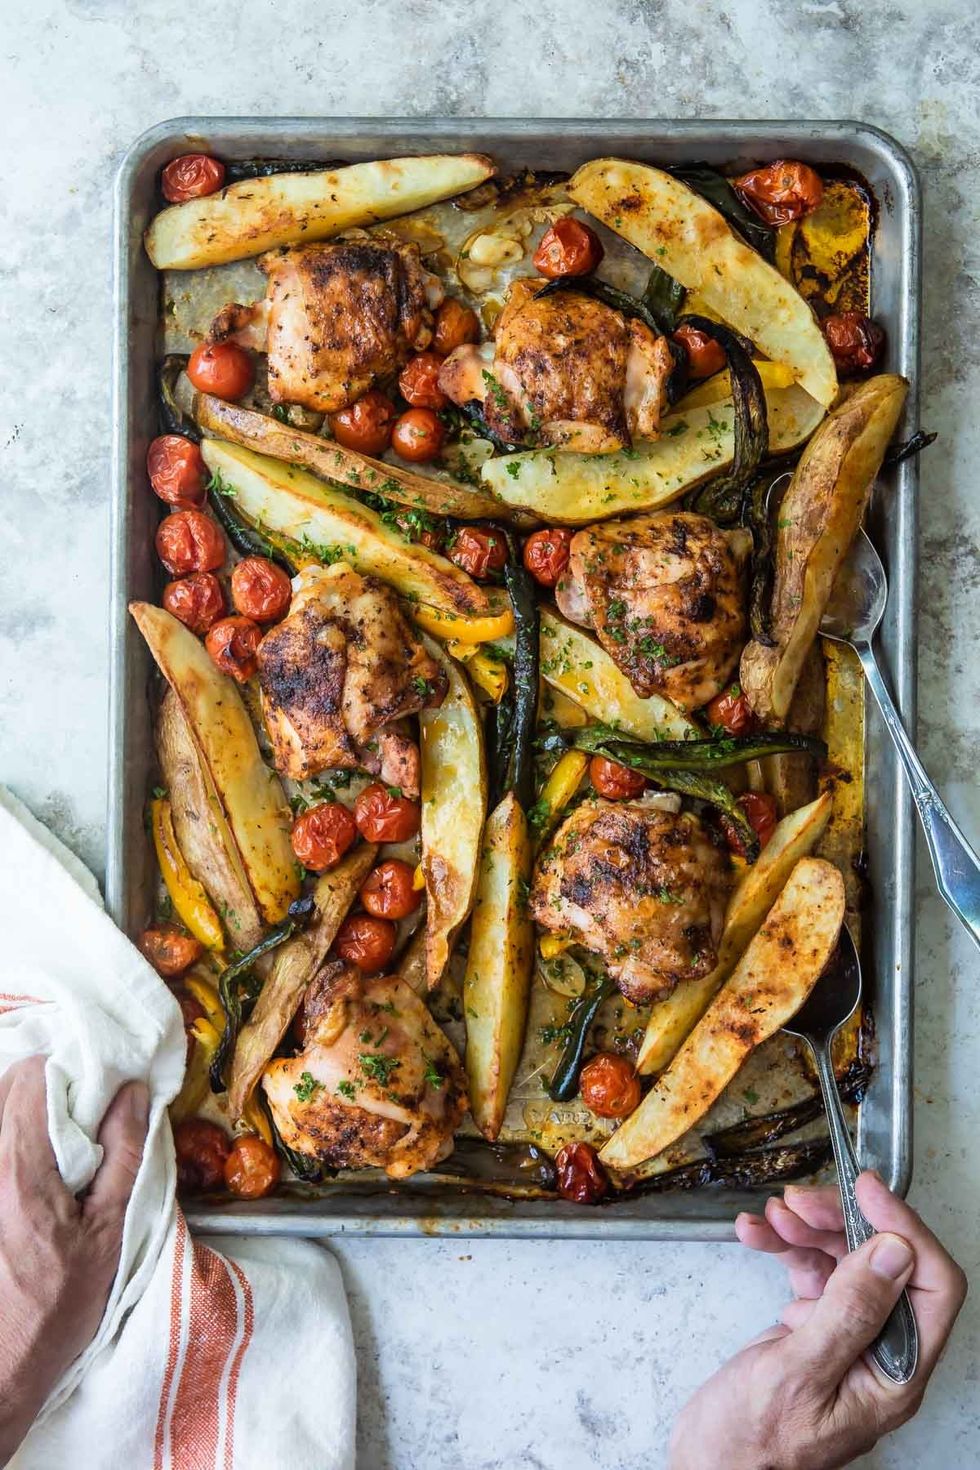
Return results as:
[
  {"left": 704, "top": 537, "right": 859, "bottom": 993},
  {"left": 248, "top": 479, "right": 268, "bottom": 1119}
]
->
[
  {"left": 784, "top": 925, "right": 918, "bottom": 1383},
  {"left": 821, "top": 528, "right": 980, "bottom": 950}
]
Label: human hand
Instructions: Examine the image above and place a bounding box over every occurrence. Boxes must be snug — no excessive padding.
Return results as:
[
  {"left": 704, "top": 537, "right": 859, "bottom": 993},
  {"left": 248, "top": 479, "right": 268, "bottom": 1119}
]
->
[
  {"left": 0, "top": 1056, "right": 149, "bottom": 1465},
  {"left": 669, "top": 1171, "right": 967, "bottom": 1470}
]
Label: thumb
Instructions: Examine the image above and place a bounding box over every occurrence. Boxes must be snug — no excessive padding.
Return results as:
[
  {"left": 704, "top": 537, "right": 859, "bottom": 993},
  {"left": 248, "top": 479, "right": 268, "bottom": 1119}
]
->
[{"left": 83, "top": 1081, "right": 150, "bottom": 1226}]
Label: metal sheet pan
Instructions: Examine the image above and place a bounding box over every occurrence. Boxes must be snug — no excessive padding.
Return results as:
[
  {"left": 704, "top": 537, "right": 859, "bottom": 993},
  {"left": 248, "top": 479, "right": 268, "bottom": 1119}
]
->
[{"left": 109, "top": 118, "right": 919, "bottom": 1239}]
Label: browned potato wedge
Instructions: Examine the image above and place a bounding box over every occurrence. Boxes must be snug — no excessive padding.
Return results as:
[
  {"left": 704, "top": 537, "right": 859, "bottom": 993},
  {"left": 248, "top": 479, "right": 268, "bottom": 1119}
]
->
[{"left": 740, "top": 375, "right": 908, "bottom": 725}]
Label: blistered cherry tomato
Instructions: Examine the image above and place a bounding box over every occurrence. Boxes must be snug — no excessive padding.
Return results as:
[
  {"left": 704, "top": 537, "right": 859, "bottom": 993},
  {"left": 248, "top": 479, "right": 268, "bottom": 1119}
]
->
[
  {"left": 328, "top": 390, "right": 396, "bottom": 456},
  {"left": 671, "top": 324, "right": 727, "bottom": 382},
  {"left": 554, "top": 1141, "right": 609, "bottom": 1204},
  {"left": 589, "top": 755, "right": 647, "bottom": 800},
  {"left": 205, "top": 616, "right": 262, "bottom": 682},
  {"left": 291, "top": 802, "right": 358, "bottom": 872},
  {"left": 733, "top": 160, "right": 824, "bottom": 227},
  {"left": 138, "top": 924, "right": 203, "bottom": 977},
  {"left": 173, "top": 1118, "right": 231, "bottom": 1193},
  {"left": 705, "top": 684, "right": 757, "bottom": 737},
  {"left": 155, "top": 509, "right": 225, "bottom": 576},
  {"left": 532, "top": 218, "right": 604, "bottom": 278},
  {"left": 822, "top": 312, "right": 885, "bottom": 376},
  {"left": 580, "top": 1052, "right": 642, "bottom": 1119},
  {"left": 162, "top": 572, "right": 226, "bottom": 635},
  {"left": 391, "top": 407, "right": 445, "bottom": 463},
  {"left": 523, "top": 527, "right": 572, "bottom": 587},
  {"left": 187, "top": 341, "right": 254, "bottom": 401},
  {"left": 724, "top": 792, "right": 780, "bottom": 857},
  {"left": 224, "top": 1134, "right": 281, "bottom": 1200},
  {"left": 433, "top": 297, "right": 480, "bottom": 355},
  {"left": 447, "top": 523, "right": 508, "bottom": 580},
  {"left": 147, "top": 435, "right": 208, "bottom": 505},
  {"left": 398, "top": 352, "right": 449, "bottom": 410},
  {"left": 353, "top": 783, "right": 421, "bottom": 844},
  {"left": 334, "top": 914, "right": 397, "bottom": 973},
  {"left": 231, "top": 556, "right": 292, "bottom": 623},
  {"left": 359, "top": 859, "right": 421, "bottom": 920},
  {"left": 161, "top": 153, "right": 226, "bottom": 203}
]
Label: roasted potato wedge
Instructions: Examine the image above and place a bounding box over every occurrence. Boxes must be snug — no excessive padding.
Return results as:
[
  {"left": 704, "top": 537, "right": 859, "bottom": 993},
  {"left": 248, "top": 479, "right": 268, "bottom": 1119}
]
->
[
  {"left": 130, "top": 602, "right": 299, "bottom": 924},
  {"left": 145, "top": 153, "right": 496, "bottom": 270},
  {"left": 601, "top": 855, "right": 846, "bottom": 1170},
  {"left": 463, "top": 793, "right": 535, "bottom": 1141},
  {"left": 740, "top": 375, "right": 908, "bottom": 725},
  {"left": 568, "top": 159, "right": 838, "bottom": 408},
  {"left": 395, "top": 927, "right": 427, "bottom": 996}
]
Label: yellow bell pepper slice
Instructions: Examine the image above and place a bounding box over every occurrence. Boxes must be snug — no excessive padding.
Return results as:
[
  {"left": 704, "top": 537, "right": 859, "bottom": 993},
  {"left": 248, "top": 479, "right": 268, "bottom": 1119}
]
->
[
  {"left": 241, "top": 1094, "right": 274, "bottom": 1147},
  {"left": 150, "top": 798, "right": 225, "bottom": 951},
  {"left": 675, "top": 360, "right": 796, "bottom": 412},
  {"left": 413, "top": 595, "right": 514, "bottom": 646},
  {"left": 411, "top": 863, "right": 426, "bottom": 892},
  {"left": 539, "top": 933, "right": 575, "bottom": 960},
  {"left": 447, "top": 642, "right": 509, "bottom": 703},
  {"left": 184, "top": 973, "right": 226, "bottom": 1030},
  {"left": 531, "top": 750, "right": 589, "bottom": 849}
]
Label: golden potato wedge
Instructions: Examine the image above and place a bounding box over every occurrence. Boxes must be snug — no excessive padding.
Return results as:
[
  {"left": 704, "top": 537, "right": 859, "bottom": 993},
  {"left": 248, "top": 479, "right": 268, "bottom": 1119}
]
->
[
  {"left": 131, "top": 602, "right": 299, "bottom": 924},
  {"left": 637, "top": 793, "right": 833, "bottom": 1074},
  {"left": 740, "top": 375, "right": 907, "bottom": 725},
  {"left": 601, "top": 855, "right": 845, "bottom": 1170},
  {"left": 463, "top": 792, "right": 535, "bottom": 1141},
  {"left": 419, "top": 640, "right": 487, "bottom": 989},
  {"left": 145, "top": 152, "right": 496, "bottom": 269},
  {"left": 395, "top": 927, "right": 428, "bottom": 996},
  {"left": 568, "top": 159, "right": 837, "bottom": 408},
  {"left": 200, "top": 439, "right": 487, "bottom": 618}
]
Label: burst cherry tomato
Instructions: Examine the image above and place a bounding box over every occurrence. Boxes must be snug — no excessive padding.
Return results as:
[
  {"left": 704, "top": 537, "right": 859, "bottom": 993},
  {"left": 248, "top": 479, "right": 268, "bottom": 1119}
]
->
[
  {"left": 705, "top": 684, "right": 757, "bottom": 737},
  {"left": 580, "top": 1052, "right": 642, "bottom": 1119},
  {"left": 398, "top": 352, "right": 449, "bottom": 410},
  {"left": 187, "top": 341, "right": 254, "bottom": 401},
  {"left": 291, "top": 803, "right": 358, "bottom": 872},
  {"left": 822, "top": 312, "right": 885, "bottom": 376},
  {"left": 672, "top": 324, "right": 727, "bottom": 382},
  {"left": 589, "top": 755, "right": 647, "bottom": 800},
  {"left": 359, "top": 859, "right": 421, "bottom": 920},
  {"left": 353, "top": 783, "right": 421, "bottom": 844},
  {"left": 433, "top": 297, "right": 480, "bottom": 355},
  {"left": 447, "top": 523, "right": 508, "bottom": 580},
  {"left": 554, "top": 1141, "right": 609, "bottom": 1204},
  {"left": 532, "top": 218, "right": 604, "bottom": 278},
  {"left": 147, "top": 435, "right": 208, "bottom": 505},
  {"left": 162, "top": 571, "right": 226, "bottom": 635},
  {"left": 724, "top": 792, "right": 780, "bottom": 857},
  {"left": 138, "top": 924, "right": 203, "bottom": 977},
  {"left": 334, "top": 914, "right": 397, "bottom": 973},
  {"left": 231, "top": 556, "right": 292, "bottom": 623},
  {"left": 155, "top": 509, "right": 225, "bottom": 576},
  {"left": 161, "top": 153, "right": 226, "bottom": 203},
  {"left": 733, "top": 160, "right": 824, "bottom": 227},
  {"left": 523, "top": 527, "right": 572, "bottom": 587},
  {"left": 391, "top": 407, "right": 445, "bottom": 463},
  {"left": 328, "top": 390, "right": 396, "bottom": 456},
  {"left": 205, "top": 616, "right": 262, "bottom": 682},
  {"left": 173, "top": 1118, "right": 231, "bottom": 1194},
  {"left": 224, "top": 1134, "right": 281, "bottom": 1199}
]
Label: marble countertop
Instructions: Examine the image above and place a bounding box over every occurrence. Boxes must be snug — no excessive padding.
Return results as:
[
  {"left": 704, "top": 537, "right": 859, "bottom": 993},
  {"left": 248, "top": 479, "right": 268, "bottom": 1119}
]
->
[{"left": 2, "top": 1, "right": 978, "bottom": 1465}]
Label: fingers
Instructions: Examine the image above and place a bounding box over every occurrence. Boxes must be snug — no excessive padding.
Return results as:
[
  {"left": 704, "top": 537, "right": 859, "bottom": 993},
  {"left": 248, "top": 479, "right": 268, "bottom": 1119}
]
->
[
  {"left": 782, "top": 1182, "right": 845, "bottom": 1233},
  {"left": 83, "top": 1082, "right": 150, "bottom": 1230},
  {"left": 0, "top": 1057, "right": 64, "bottom": 1202},
  {"left": 765, "top": 1196, "right": 848, "bottom": 1261},
  {"left": 745, "top": 1322, "right": 793, "bottom": 1348},
  {"left": 781, "top": 1297, "right": 818, "bottom": 1330},
  {"left": 737, "top": 1212, "right": 837, "bottom": 1300}
]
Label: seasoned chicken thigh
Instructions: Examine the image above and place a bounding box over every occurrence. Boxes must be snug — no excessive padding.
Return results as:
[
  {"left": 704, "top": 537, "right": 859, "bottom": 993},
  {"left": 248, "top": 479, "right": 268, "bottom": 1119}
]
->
[
  {"left": 530, "top": 795, "right": 731, "bottom": 1004},
  {"left": 256, "top": 563, "right": 446, "bottom": 794},
  {"left": 262, "top": 965, "right": 466, "bottom": 1179},
  {"left": 555, "top": 512, "right": 751, "bottom": 710}
]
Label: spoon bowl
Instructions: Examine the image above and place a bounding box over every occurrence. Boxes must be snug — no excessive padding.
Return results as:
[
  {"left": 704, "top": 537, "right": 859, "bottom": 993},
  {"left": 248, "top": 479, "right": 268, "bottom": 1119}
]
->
[
  {"left": 783, "top": 922, "right": 862, "bottom": 1045},
  {"left": 820, "top": 527, "right": 887, "bottom": 646}
]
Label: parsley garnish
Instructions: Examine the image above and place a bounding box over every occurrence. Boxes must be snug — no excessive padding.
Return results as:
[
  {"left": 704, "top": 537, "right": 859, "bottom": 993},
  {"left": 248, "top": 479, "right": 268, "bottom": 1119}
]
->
[
  {"left": 359, "top": 1052, "right": 401, "bottom": 1087},
  {"left": 293, "top": 1071, "right": 323, "bottom": 1103}
]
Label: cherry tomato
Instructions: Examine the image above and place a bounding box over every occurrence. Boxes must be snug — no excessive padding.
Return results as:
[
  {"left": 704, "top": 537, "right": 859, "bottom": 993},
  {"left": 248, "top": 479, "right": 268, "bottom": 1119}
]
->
[
  {"left": 705, "top": 684, "right": 757, "bottom": 737},
  {"left": 589, "top": 755, "right": 647, "bottom": 800},
  {"left": 554, "top": 1141, "right": 609, "bottom": 1204},
  {"left": 155, "top": 509, "right": 225, "bottom": 576},
  {"left": 391, "top": 407, "right": 445, "bottom": 463},
  {"left": 353, "top": 783, "right": 421, "bottom": 844},
  {"left": 398, "top": 352, "right": 449, "bottom": 410},
  {"left": 523, "top": 527, "right": 572, "bottom": 587},
  {"left": 724, "top": 792, "right": 780, "bottom": 856},
  {"left": 580, "top": 1052, "right": 642, "bottom": 1119},
  {"left": 161, "top": 153, "right": 226, "bottom": 203},
  {"left": 291, "top": 803, "right": 358, "bottom": 872},
  {"left": 162, "top": 571, "right": 226, "bottom": 635},
  {"left": 231, "top": 556, "right": 292, "bottom": 623},
  {"left": 187, "top": 341, "right": 254, "bottom": 401},
  {"left": 138, "top": 924, "right": 203, "bottom": 977},
  {"left": 671, "top": 324, "right": 727, "bottom": 382},
  {"left": 328, "top": 390, "right": 396, "bottom": 456},
  {"left": 204, "top": 616, "right": 262, "bottom": 682},
  {"left": 224, "top": 1134, "right": 281, "bottom": 1200},
  {"left": 147, "top": 435, "right": 208, "bottom": 505},
  {"left": 359, "top": 859, "right": 421, "bottom": 920},
  {"left": 821, "top": 312, "right": 885, "bottom": 376},
  {"left": 733, "top": 160, "right": 824, "bottom": 227},
  {"left": 334, "top": 914, "right": 397, "bottom": 973},
  {"left": 532, "top": 218, "right": 605, "bottom": 278},
  {"left": 447, "top": 523, "right": 508, "bottom": 580},
  {"left": 173, "top": 1117, "right": 231, "bottom": 1194},
  {"left": 433, "top": 297, "right": 480, "bottom": 355}
]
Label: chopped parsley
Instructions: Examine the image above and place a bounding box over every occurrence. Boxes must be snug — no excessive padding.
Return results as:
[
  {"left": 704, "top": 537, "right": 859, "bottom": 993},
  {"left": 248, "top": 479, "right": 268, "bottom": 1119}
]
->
[
  {"left": 422, "top": 1056, "right": 444, "bottom": 1089},
  {"left": 336, "top": 1080, "right": 358, "bottom": 1100},
  {"left": 359, "top": 1052, "right": 401, "bottom": 1087},
  {"left": 207, "top": 469, "right": 236, "bottom": 498},
  {"left": 293, "top": 1071, "right": 323, "bottom": 1103}
]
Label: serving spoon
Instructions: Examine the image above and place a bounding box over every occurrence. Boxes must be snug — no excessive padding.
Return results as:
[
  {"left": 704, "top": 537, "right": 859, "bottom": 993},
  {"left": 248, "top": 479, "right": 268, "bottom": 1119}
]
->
[
  {"left": 821, "top": 528, "right": 980, "bottom": 951},
  {"left": 783, "top": 925, "right": 918, "bottom": 1384}
]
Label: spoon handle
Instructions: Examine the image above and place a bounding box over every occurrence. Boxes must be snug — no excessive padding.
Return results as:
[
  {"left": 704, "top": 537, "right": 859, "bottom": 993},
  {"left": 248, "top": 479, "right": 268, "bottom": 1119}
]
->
[
  {"left": 854, "top": 639, "right": 980, "bottom": 951},
  {"left": 809, "top": 1039, "right": 918, "bottom": 1384}
]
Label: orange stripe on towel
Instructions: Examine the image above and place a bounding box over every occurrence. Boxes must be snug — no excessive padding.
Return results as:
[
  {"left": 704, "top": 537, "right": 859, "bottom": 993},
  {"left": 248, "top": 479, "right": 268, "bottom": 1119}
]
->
[
  {"left": 169, "top": 1240, "right": 241, "bottom": 1470},
  {"left": 154, "top": 1213, "right": 189, "bottom": 1470},
  {"left": 223, "top": 1259, "right": 255, "bottom": 1470}
]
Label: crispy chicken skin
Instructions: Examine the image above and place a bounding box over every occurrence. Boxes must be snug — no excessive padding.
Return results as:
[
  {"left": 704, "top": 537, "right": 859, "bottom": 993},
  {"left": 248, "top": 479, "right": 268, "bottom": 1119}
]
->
[
  {"left": 262, "top": 965, "right": 466, "bottom": 1179},
  {"left": 256, "top": 563, "right": 446, "bottom": 793},
  {"left": 530, "top": 796, "right": 731, "bottom": 1004},
  {"left": 555, "top": 511, "right": 752, "bottom": 710},
  {"left": 437, "top": 278, "right": 674, "bottom": 452}
]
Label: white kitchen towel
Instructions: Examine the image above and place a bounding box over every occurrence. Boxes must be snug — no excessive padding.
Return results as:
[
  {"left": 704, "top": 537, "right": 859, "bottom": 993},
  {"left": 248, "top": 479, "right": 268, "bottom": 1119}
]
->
[{"left": 0, "top": 787, "right": 355, "bottom": 1470}]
